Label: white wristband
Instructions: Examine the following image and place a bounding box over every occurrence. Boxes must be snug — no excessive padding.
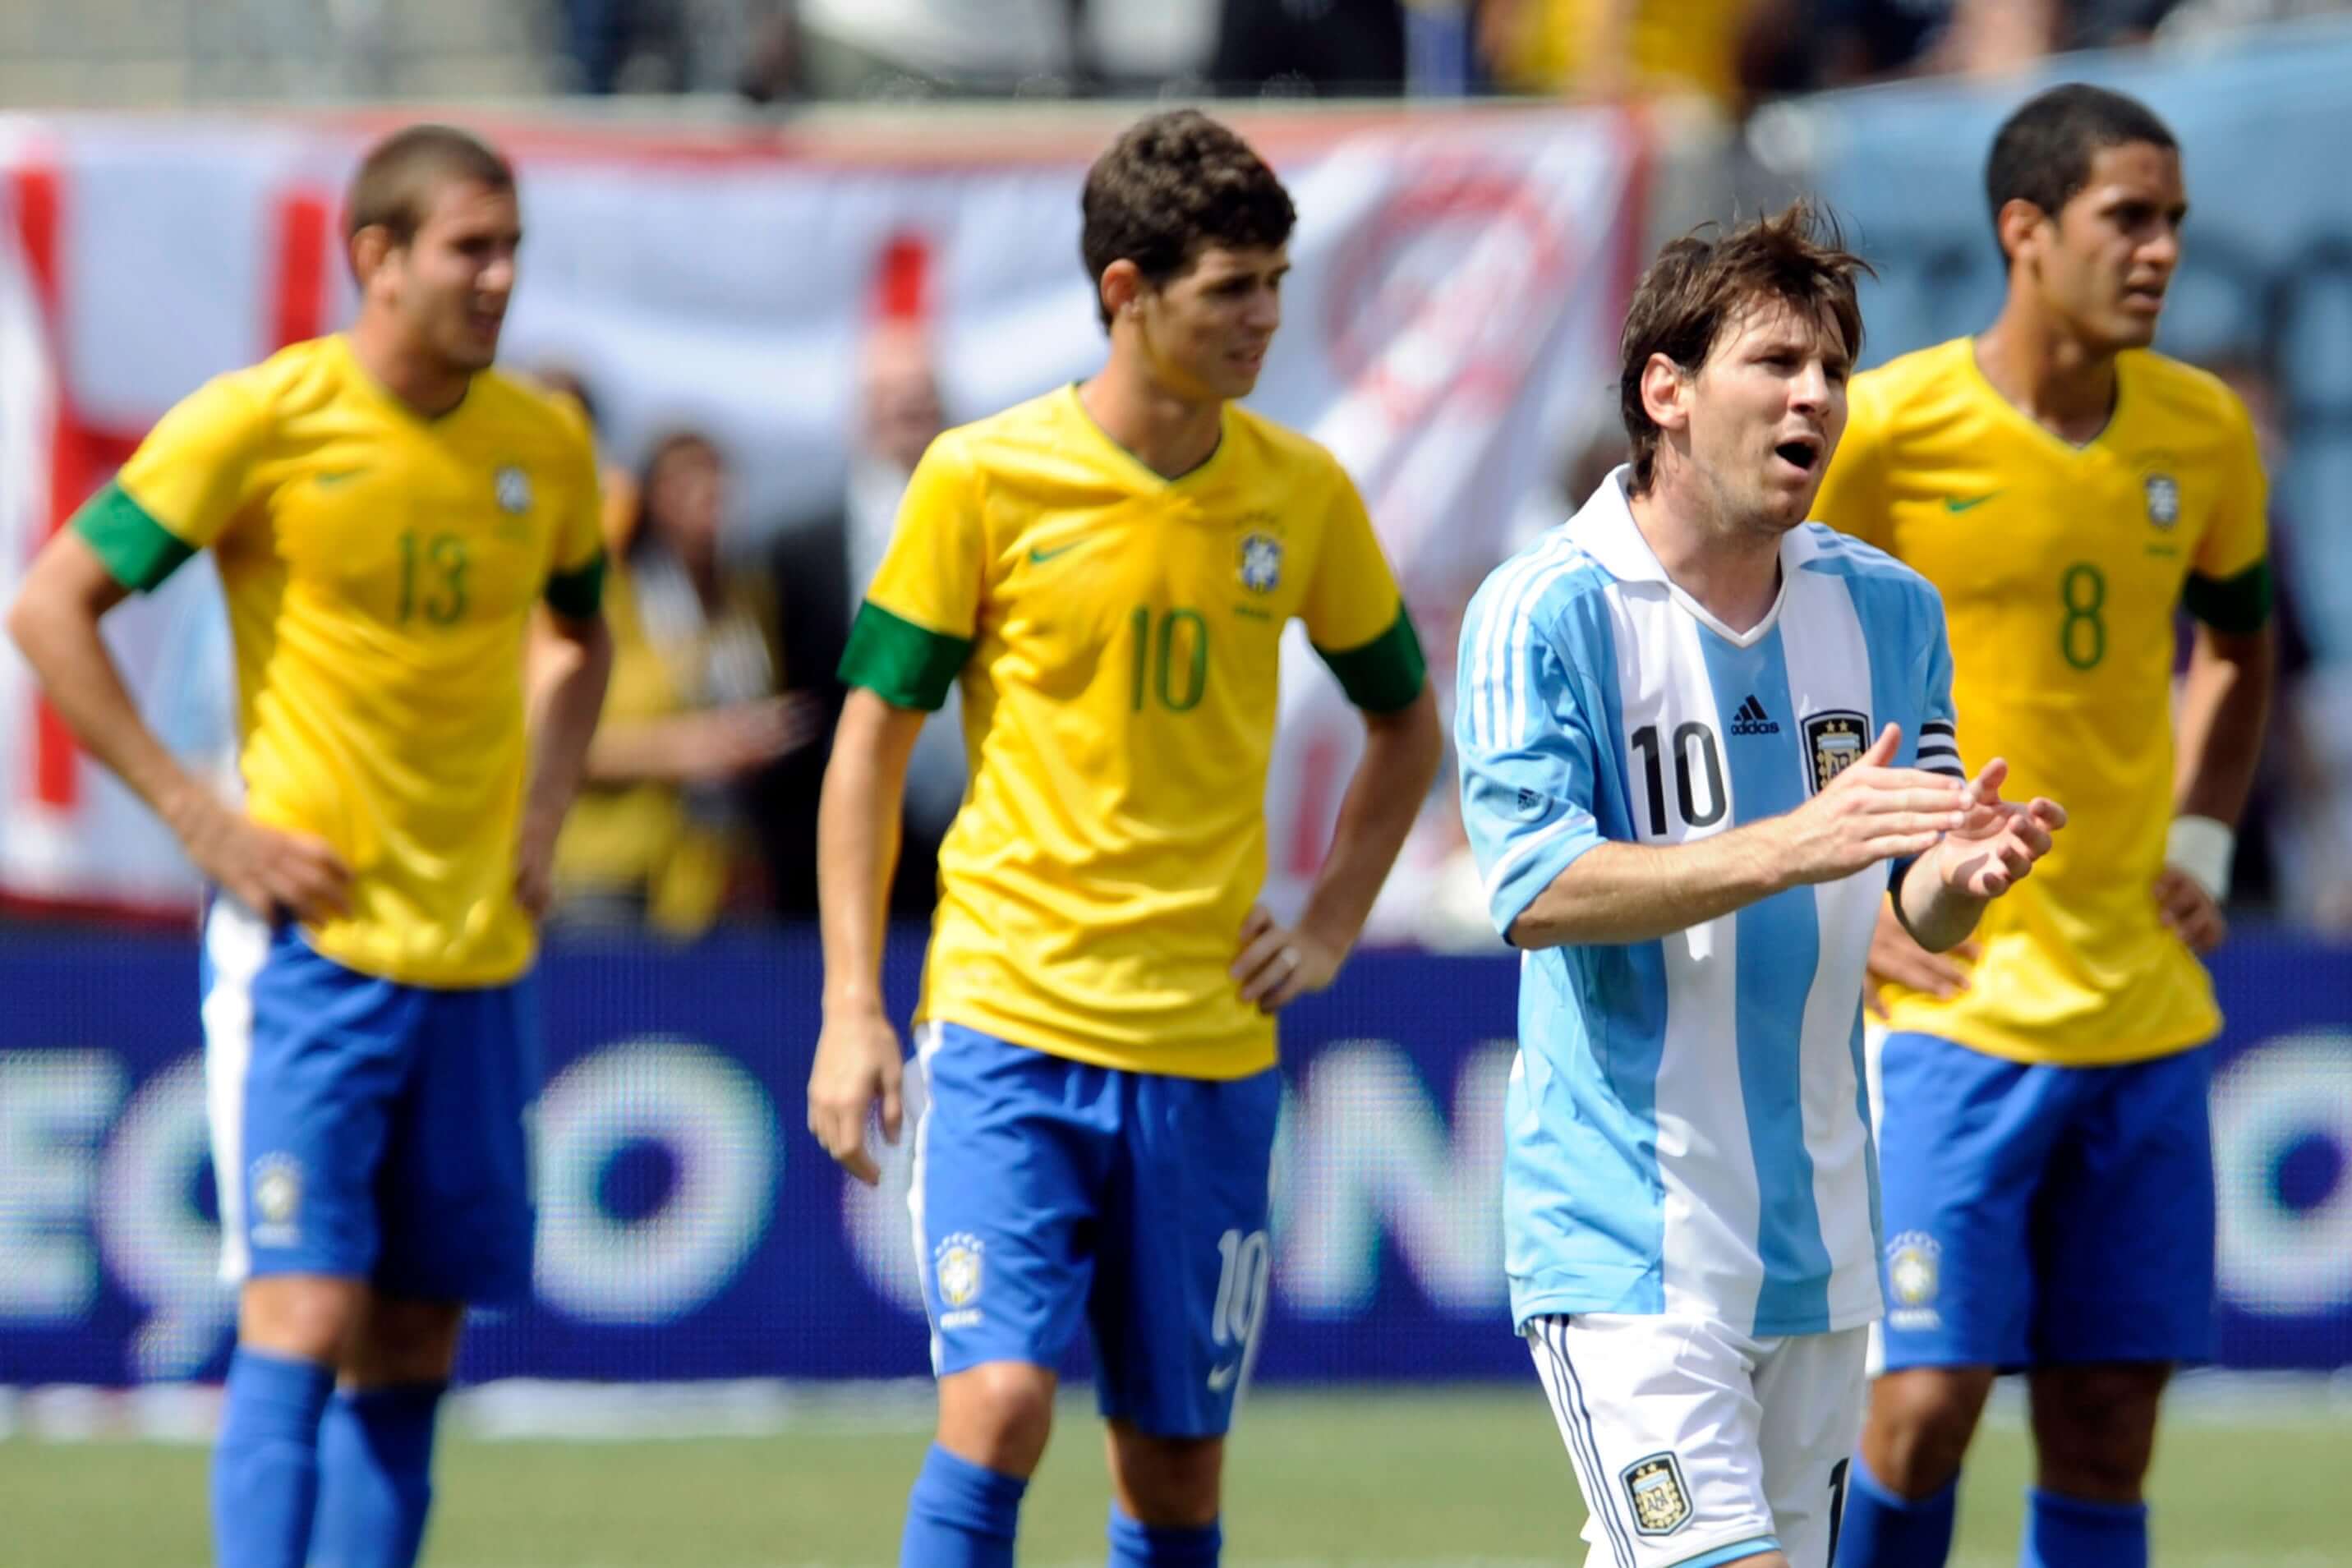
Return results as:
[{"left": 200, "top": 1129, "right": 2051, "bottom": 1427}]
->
[{"left": 2166, "top": 815, "right": 2235, "bottom": 903}]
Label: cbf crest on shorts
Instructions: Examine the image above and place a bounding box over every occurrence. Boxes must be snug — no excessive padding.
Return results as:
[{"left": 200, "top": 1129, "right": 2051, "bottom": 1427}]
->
[
  {"left": 1621, "top": 1451, "right": 1694, "bottom": 1537},
  {"left": 1803, "top": 710, "right": 1869, "bottom": 795},
  {"left": 934, "top": 1232, "right": 985, "bottom": 1327}
]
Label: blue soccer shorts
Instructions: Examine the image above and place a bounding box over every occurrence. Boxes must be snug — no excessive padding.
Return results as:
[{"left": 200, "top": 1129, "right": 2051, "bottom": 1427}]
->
[
  {"left": 1871, "top": 1031, "right": 2216, "bottom": 1371},
  {"left": 200, "top": 899, "right": 541, "bottom": 1304},
  {"left": 909, "top": 1021, "right": 1282, "bottom": 1439}
]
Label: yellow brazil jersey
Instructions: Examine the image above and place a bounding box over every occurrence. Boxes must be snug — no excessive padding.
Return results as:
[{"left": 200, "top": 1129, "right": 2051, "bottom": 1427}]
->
[
  {"left": 1815, "top": 338, "right": 2269, "bottom": 1065},
  {"left": 840, "top": 384, "right": 1425, "bottom": 1079},
  {"left": 75, "top": 333, "right": 605, "bottom": 988}
]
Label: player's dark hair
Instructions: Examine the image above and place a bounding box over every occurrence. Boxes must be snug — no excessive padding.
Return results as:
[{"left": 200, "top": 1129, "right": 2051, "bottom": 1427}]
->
[
  {"left": 1618, "top": 203, "right": 1871, "bottom": 494},
  {"left": 346, "top": 123, "right": 514, "bottom": 257},
  {"left": 1080, "top": 109, "right": 1296, "bottom": 330},
  {"left": 1986, "top": 85, "right": 2177, "bottom": 255}
]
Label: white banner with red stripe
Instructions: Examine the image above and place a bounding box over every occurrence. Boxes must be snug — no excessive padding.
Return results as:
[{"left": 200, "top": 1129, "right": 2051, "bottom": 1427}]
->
[{"left": 0, "top": 107, "right": 1645, "bottom": 920}]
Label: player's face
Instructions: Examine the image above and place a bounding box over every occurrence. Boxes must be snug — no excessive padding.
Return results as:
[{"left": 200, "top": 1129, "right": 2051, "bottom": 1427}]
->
[
  {"left": 1684, "top": 294, "right": 1851, "bottom": 535},
  {"left": 388, "top": 178, "right": 521, "bottom": 373},
  {"left": 2034, "top": 141, "right": 2186, "bottom": 352},
  {"left": 1139, "top": 244, "right": 1287, "bottom": 401}
]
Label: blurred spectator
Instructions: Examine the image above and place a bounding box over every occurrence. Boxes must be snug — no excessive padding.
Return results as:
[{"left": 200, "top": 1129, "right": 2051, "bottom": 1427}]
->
[
  {"left": 553, "top": 431, "right": 817, "bottom": 934},
  {"left": 793, "top": 0, "right": 1084, "bottom": 97},
  {"left": 1478, "top": 0, "right": 1764, "bottom": 110},
  {"left": 759, "top": 321, "right": 965, "bottom": 920},
  {"left": 532, "top": 366, "right": 641, "bottom": 554},
  {"left": 1804, "top": 0, "right": 2180, "bottom": 89},
  {"left": 1213, "top": 0, "right": 1409, "bottom": 97}
]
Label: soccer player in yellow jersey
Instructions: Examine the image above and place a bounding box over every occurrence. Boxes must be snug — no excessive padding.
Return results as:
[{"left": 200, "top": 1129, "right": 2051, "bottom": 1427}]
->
[
  {"left": 5, "top": 126, "right": 611, "bottom": 1568},
  {"left": 1815, "top": 86, "right": 2275, "bottom": 1568},
  {"left": 805, "top": 111, "right": 1442, "bottom": 1567}
]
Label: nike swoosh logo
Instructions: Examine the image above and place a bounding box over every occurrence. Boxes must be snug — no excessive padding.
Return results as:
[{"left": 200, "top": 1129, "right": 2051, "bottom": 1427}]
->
[
  {"left": 1944, "top": 493, "right": 1999, "bottom": 513},
  {"left": 315, "top": 468, "right": 368, "bottom": 487},
  {"left": 1207, "top": 1363, "right": 1240, "bottom": 1392},
  {"left": 1028, "top": 540, "right": 1088, "bottom": 564}
]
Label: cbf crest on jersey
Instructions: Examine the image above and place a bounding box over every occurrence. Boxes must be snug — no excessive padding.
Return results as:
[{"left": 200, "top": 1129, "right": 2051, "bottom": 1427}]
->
[
  {"left": 1621, "top": 1451, "right": 1694, "bottom": 1536},
  {"left": 1238, "top": 531, "right": 1283, "bottom": 594},
  {"left": 495, "top": 465, "right": 532, "bottom": 515},
  {"left": 1803, "top": 710, "right": 1869, "bottom": 795},
  {"left": 2144, "top": 472, "right": 2180, "bottom": 528}
]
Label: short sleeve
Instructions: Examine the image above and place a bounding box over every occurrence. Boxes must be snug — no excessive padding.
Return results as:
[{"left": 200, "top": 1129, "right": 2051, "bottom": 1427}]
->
[
  {"left": 2179, "top": 393, "right": 2272, "bottom": 635},
  {"left": 1454, "top": 581, "right": 1609, "bottom": 940},
  {"left": 1302, "top": 469, "right": 1425, "bottom": 712},
  {"left": 838, "top": 435, "right": 985, "bottom": 711},
  {"left": 76, "top": 374, "right": 269, "bottom": 592},
  {"left": 543, "top": 402, "right": 608, "bottom": 619},
  {"left": 1813, "top": 376, "right": 1896, "bottom": 552},
  {"left": 1914, "top": 609, "right": 1963, "bottom": 784}
]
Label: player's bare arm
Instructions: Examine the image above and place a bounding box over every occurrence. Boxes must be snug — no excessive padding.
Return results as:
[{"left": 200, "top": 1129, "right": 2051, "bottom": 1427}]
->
[
  {"left": 6, "top": 528, "right": 352, "bottom": 922},
  {"left": 516, "top": 606, "right": 614, "bottom": 919},
  {"left": 1895, "top": 755, "right": 2068, "bottom": 951},
  {"left": 1234, "top": 683, "right": 1443, "bottom": 1010},
  {"left": 1507, "top": 723, "right": 1967, "bottom": 950},
  {"left": 808, "top": 687, "right": 927, "bottom": 1185},
  {"left": 2162, "top": 619, "right": 2274, "bottom": 953}
]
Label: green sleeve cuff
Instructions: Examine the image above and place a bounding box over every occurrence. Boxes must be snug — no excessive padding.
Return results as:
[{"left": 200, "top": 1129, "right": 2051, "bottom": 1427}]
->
[
  {"left": 74, "top": 481, "right": 195, "bottom": 593},
  {"left": 2182, "top": 559, "right": 2272, "bottom": 635},
  {"left": 544, "top": 551, "right": 607, "bottom": 619},
  {"left": 840, "top": 600, "right": 972, "bottom": 711},
  {"left": 1315, "top": 605, "right": 1426, "bottom": 714}
]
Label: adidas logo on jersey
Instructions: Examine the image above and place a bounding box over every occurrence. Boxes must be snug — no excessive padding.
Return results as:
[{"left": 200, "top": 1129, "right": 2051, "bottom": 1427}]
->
[{"left": 1729, "top": 695, "right": 1780, "bottom": 736}]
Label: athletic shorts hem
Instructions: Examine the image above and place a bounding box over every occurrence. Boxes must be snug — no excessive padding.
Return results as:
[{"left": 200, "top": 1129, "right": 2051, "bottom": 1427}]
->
[{"left": 1672, "top": 1536, "right": 1781, "bottom": 1568}]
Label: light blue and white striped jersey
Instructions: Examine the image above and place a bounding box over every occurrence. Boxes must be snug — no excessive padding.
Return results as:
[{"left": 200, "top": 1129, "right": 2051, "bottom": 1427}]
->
[{"left": 1457, "top": 469, "right": 1965, "bottom": 1339}]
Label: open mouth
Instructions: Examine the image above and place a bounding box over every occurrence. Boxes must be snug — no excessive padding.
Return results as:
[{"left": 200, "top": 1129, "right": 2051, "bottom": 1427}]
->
[{"left": 1774, "top": 437, "right": 1821, "bottom": 475}]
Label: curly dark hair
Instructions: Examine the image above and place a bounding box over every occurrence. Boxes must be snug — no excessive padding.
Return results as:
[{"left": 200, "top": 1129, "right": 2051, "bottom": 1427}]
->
[
  {"left": 1079, "top": 110, "right": 1296, "bottom": 330},
  {"left": 1619, "top": 203, "right": 1871, "bottom": 494}
]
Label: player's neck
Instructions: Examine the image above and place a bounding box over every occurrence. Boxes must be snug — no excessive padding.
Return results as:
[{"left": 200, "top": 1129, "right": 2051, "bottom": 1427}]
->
[
  {"left": 1627, "top": 477, "right": 1782, "bottom": 633},
  {"left": 1975, "top": 307, "right": 2118, "bottom": 446},
  {"left": 1078, "top": 366, "right": 1223, "bottom": 481},
  {"left": 347, "top": 318, "right": 473, "bottom": 420}
]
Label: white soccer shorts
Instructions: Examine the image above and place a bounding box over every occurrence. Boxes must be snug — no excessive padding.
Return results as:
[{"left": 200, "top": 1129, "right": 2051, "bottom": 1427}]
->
[{"left": 1525, "top": 1313, "right": 1866, "bottom": 1568}]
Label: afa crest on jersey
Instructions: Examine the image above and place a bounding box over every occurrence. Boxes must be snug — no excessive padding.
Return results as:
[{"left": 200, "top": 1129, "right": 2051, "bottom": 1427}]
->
[
  {"left": 2144, "top": 472, "right": 2180, "bottom": 528},
  {"left": 1803, "top": 710, "right": 1869, "bottom": 795},
  {"left": 1238, "top": 532, "right": 1283, "bottom": 594},
  {"left": 934, "top": 1232, "right": 985, "bottom": 1311},
  {"left": 1621, "top": 1451, "right": 1694, "bottom": 1536}
]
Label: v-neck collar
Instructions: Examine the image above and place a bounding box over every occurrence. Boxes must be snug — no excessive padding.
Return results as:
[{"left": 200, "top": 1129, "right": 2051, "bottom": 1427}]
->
[
  {"left": 1061, "top": 383, "right": 1231, "bottom": 491},
  {"left": 1963, "top": 338, "right": 2128, "bottom": 458}
]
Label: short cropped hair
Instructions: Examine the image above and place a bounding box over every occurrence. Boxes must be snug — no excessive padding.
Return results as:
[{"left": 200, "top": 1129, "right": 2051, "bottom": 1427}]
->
[
  {"left": 1618, "top": 204, "right": 1871, "bottom": 493},
  {"left": 346, "top": 123, "right": 514, "bottom": 254},
  {"left": 1079, "top": 110, "right": 1296, "bottom": 329},
  {"left": 1986, "top": 85, "right": 2177, "bottom": 250}
]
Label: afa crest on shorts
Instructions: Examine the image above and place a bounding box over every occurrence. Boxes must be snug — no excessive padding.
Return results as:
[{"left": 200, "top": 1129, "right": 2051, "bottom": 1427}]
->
[
  {"left": 1620, "top": 1451, "right": 1694, "bottom": 1537},
  {"left": 1802, "top": 710, "right": 1869, "bottom": 795}
]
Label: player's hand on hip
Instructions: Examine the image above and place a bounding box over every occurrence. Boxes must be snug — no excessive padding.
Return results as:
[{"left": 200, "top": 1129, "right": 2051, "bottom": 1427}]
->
[
  {"left": 182, "top": 795, "right": 352, "bottom": 925},
  {"left": 1233, "top": 902, "right": 1342, "bottom": 1014},
  {"left": 1774, "top": 724, "right": 1970, "bottom": 885},
  {"left": 1864, "top": 896, "right": 1979, "bottom": 1017},
  {"left": 807, "top": 1007, "right": 905, "bottom": 1186},
  {"left": 2154, "top": 865, "right": 2227, "bottom": 954},
  {"left": 1929, "top": 756, "right": 2066, "bottom": 899}
]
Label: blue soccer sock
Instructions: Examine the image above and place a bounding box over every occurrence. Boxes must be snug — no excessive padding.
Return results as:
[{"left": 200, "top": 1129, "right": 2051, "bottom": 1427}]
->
[
  {"left": 900, "top": 1443, "right": 1027, "bottom": 1567},
  {"left": 310, "top": 1382, "right": 446, "bottom": 1568},
  {"left": 1107, "top": 1505, "right": 1222, "bottom": 1566},
  {"left": 211, "top": 1349, "right": 335, "bottom": 1568},
  {"left": 1834, "top": 1457, "right": 1956, "bottom": 1567},
  {"left": 2021, "top": 1488, "right": 2147, "bottom": 1568}
]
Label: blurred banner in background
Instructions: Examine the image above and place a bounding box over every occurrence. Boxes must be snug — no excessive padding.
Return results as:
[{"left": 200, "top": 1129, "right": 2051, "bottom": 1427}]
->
[
  {"left": 0, "top": 105, "right": 1645, "bottom": 917},
  {"left": 3, "top": 933, "right": 2347, "bottom": 1387}
]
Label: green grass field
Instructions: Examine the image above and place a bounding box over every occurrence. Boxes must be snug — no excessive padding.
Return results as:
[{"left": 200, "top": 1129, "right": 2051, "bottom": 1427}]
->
[{"left": 7, "top": 1389, "right": 2345, "bottom": 1566}]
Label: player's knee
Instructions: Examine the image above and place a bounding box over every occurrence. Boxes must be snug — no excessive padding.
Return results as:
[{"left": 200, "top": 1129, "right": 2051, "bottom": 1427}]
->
[
  {"left": 2031, "top": 1365, "right": 2166, "bottom": 1500},
  {"left": 1107, "top": 1427, "right": 1222, "bottom": 1529},
  {"left": 344, "top": 1297, "right": 466, "bottom": 1385},
  {"left": 237, "top": 1276, "right": 366, "bottom": 1363},
  {"left": 1865, "top": 1367, "right": 1995, "bottom": 1494},
  {"left": 937, "top": 1363, "right": 1056, "bottom": 1475}
]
